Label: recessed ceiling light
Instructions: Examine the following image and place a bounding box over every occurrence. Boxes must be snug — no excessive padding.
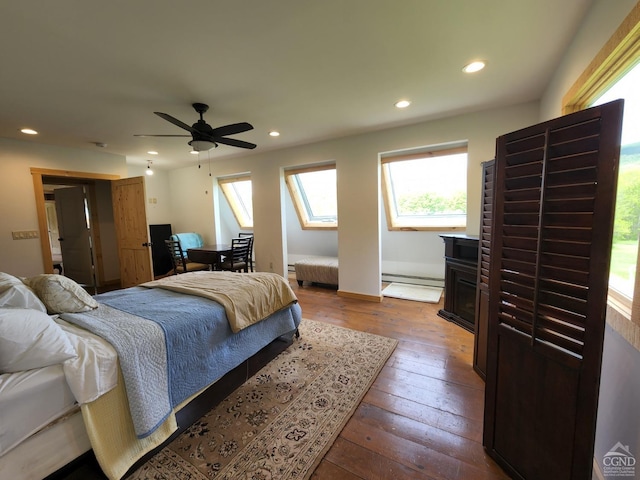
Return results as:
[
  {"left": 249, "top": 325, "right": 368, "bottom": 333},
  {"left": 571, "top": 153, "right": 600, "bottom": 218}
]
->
[
  {"left": 463, "top": 61, "right": 486, "bottom": 73},
  {"left": 269, "top": 131, "right": 280, "bottom": 137},
  {"left": 395, "top": 100, "right": 411, "bottom": 109},
  {"left": 20, "top": 128, "right": 38, "bottom": 135},
  {"left": 147, "top": 151, "right": 158, "bottom": 155}
]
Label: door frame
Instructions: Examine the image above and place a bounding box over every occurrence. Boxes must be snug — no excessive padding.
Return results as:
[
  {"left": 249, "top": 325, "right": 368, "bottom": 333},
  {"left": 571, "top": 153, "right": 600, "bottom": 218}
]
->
[{"left": 32, "top": 168, "right": 120, "bottom": 279}]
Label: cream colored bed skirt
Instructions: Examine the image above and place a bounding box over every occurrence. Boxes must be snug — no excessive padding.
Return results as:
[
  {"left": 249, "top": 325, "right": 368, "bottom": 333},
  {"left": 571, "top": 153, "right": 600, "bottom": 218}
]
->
[{"left": 81, "top": 366, "right": 179, "bottom": 480}]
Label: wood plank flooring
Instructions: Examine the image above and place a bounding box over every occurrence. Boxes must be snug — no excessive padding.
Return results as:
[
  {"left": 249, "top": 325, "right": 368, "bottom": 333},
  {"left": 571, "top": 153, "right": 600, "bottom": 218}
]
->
[
  {"left": 292, "top": 282, "right": 509, "bottom": 480},
  {"left": 54, "top": 279, "right": 509, "bottom": 480}
]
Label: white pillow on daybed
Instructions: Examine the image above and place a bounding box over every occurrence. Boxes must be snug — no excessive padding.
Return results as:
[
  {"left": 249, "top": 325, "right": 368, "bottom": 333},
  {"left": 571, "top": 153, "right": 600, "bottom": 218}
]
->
[
  {"left": 23, "top": 274, "right": 98, "bottom": 314},
  {"left": 0, "top": 272, "right": 47, "bottom": 313},
  {"left": 0, "top": 308, "right": 77, "bottom": 373}
]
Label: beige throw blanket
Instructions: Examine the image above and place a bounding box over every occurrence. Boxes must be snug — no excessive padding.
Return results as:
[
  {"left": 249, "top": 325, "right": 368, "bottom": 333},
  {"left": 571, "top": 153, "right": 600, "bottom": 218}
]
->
[{"left": 141, "top": 271, "right": 298, "bottom": 333}]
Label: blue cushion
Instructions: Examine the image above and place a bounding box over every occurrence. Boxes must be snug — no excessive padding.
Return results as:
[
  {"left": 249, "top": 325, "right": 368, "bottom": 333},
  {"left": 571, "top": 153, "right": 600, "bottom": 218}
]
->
[{"left": 170, "top": 233, "right": 204, "bottom": 256}]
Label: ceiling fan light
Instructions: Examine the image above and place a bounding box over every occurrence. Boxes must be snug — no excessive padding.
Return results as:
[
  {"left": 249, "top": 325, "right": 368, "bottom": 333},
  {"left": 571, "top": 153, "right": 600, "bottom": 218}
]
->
[
  {"left": 189, "top": 139, "right": 217, "bottom": 152},
  {"left": 463, "top": 60, "right": 486, "bottom": 73}
]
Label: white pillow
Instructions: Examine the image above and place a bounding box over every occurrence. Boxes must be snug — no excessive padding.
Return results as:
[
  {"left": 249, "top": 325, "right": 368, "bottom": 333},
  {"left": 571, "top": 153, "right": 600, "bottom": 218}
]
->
[
  {"left": 23, "top": 274, "right": 98, "bottom": 314},
  {"left": 0, "top": 308, "right": 77, "bottom": 373},
  {"left": 0, "top": 272, "right": 23, "bottom": 292},
  {"left": 0, "top": 272, "right": 47, "bottom": 312}
]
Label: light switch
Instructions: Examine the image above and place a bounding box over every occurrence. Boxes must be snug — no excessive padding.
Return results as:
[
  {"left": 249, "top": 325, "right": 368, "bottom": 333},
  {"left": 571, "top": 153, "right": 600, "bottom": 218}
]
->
[{"left": 12, "top": 230, "right": 39, "bottom": 240}]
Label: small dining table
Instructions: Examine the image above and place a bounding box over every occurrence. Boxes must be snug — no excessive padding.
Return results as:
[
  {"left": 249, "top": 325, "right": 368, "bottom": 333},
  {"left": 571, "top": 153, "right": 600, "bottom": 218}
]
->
[{"left": 187, "top": 244, "right": 232, "bottom": 271}]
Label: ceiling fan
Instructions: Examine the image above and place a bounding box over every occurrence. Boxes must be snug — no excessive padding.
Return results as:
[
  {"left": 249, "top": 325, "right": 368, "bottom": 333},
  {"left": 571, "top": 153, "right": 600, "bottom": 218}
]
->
[{"left": 135, "top": 103, "right": 256, "bottom": 151}]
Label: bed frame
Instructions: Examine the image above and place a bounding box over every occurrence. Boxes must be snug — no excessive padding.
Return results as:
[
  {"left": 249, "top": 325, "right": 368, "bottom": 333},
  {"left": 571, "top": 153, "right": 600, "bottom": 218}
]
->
[{"left": 45, "top": 330, "right": 297, "bottom": 479}]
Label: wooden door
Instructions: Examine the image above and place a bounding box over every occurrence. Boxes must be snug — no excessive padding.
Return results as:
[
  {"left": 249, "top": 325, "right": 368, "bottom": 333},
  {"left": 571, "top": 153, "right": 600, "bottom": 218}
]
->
[
  {"left": 483, "top": 100, "right": 624, "bottom": 479},
  {"left": 54, "top": 186, "right": 95, "bottom": 287},
  {"left": 111, "top": 177, "right": 153, "bottom": 288}
]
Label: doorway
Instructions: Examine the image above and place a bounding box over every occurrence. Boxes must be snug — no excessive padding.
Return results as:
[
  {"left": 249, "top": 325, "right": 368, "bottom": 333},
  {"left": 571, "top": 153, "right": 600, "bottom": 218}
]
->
[{"left": 32, "top": 168, "right": 121, "bottom": 289}]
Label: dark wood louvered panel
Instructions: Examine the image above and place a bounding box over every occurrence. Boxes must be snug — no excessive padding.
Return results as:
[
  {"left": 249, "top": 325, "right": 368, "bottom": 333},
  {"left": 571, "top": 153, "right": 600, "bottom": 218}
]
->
[
  {"left": 538, "top": 277, "right": 588, "bottom": 299},
  {"left": 493, "top": 118, "right": 604, "bottom": 351},
  {"left": 474, "top": 159, "right": 495, "bottom": 380},
  {"left": 504, "top": 133, "right": 546, "bottom": 157},
  {"left": 478, "top": 162, "right": 495, "bottom": 288},
  {"left": 484, "top": 100, "right": 624, "bottom": 480},
  {"left": 546, "top": 151, "right": 600, "bottom": 173}
]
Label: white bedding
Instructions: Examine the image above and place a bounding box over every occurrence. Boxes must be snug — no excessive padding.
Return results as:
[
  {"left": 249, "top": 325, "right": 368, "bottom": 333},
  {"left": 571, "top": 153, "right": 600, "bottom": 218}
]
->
[
  {"left": 0, "top": 365, "right": 76, "bottom": 457},
  {"left": 57, "top": 319, "right": 118, "bottom": 404},
  {"left": 0, "top": 319, "right": 117, "bottom": 459}
]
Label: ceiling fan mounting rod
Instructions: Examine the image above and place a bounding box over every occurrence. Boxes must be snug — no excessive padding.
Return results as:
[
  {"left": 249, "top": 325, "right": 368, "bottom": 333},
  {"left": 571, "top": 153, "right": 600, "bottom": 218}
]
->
[{"left": 193, "top": 102, "right": 209, "bottom": 119}]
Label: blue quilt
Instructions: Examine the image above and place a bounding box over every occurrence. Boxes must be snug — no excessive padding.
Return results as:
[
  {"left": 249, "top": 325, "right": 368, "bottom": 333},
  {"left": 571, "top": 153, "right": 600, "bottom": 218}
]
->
[{"left": 61, "top": 287, "right": 301, "bottom": 438}]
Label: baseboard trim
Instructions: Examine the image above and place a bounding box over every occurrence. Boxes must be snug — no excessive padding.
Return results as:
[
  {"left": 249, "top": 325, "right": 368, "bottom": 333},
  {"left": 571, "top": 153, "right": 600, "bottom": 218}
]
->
[
  {"left": 337, "top": 290, "right": 382, "bottom": 302},
  {"left": 593, "top": 457, "right": 604, "bottom": 480}
]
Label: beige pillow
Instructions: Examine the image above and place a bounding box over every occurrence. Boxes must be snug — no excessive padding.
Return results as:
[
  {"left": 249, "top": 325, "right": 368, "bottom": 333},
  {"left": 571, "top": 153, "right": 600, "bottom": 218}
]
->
[{"left": 24, "top": 274, "right": 98, "bottom": 314}]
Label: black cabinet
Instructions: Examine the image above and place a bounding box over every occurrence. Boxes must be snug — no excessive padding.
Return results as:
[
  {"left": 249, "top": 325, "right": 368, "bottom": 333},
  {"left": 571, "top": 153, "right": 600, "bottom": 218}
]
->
[
  {"left": 437, "top": 234, "right": 479, "bottom": 333},
  {"left": 149, "top": 224, "right": 173, "bottom": 276}
]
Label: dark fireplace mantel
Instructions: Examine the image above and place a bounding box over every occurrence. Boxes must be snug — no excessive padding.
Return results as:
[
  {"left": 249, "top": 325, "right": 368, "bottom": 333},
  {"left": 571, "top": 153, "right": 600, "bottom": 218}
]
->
[{"left": 437, "top": 234, "right": 479, "bottom": 333}]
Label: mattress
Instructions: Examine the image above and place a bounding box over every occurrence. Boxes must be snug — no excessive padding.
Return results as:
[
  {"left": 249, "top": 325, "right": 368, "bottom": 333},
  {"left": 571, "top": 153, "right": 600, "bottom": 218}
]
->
[{"left": 0, "top": 364, "right": 77, "bottom": 457}]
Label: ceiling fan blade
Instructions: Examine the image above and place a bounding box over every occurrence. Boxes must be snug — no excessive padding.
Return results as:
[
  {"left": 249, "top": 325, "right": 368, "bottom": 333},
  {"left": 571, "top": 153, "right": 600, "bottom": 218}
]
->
[
  {"left": 134, "top": 134, "right": 191, "bottom": 137},
  {"left": 210, "top": 122, "right": 254, "bottom": 137},
  {"left": 213, "top": 136, "right": 257, "bottom": 149},
  {"left": 154, "top": 112, "right": 196, "bottom": 133}
]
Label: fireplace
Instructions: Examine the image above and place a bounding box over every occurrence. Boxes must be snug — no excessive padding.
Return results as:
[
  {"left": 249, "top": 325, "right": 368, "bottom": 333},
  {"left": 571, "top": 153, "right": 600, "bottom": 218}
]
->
[{"left": 437, "top": 234, "right": 479, "bottom": 332}]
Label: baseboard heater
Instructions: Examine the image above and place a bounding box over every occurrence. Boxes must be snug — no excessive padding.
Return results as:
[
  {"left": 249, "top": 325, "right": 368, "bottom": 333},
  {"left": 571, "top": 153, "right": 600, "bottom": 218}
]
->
[
  {"left": 288, "top": 264, "right": 443, "bottom": 288},
  {"left": 381, "top": 273, "right": 444, "bottom": 288}
]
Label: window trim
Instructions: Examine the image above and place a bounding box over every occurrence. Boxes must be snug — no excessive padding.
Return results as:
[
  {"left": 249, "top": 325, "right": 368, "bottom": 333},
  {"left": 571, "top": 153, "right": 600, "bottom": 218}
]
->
[
  {"left": 563, "top": 3, "right": 640, "bottom": 115},
  {"left": 381, "top": 145, "right": 468, "bottom": 231},
  {"left": 218, "top": 174, "right": 253, "bottom": 229},
  {"left": 562, "top": 2, "right": 640, "bottom": 318},
  {"left": 285, "top": 164, "right": 337, "bottom": 230}
]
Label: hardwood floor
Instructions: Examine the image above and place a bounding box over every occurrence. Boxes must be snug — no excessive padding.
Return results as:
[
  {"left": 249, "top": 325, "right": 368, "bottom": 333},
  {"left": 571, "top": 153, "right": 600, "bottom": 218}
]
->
[
  {"left": 291, "top": 282, "right": 509, "bottom": 480},
  {"left": 54, "top": 279, "right": 509, "bottom": 480}
]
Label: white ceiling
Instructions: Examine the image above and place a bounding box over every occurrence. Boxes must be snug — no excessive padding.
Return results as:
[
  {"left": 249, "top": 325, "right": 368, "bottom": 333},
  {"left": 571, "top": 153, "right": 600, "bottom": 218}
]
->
[{"left": 0, "top": 1, "right": 593, "bottom": 170}]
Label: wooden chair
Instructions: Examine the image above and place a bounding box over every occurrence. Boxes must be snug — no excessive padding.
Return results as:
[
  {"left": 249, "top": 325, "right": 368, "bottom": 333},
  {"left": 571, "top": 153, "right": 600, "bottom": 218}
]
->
[
  {"left": 218, "top": 237, "right": 252, "bottom": 273},
  {"left": 238, "top": 233, "right": 254, "bottom": 271},
  {"left": 165, "top": 239, "right": 209, "bottom": 274}
]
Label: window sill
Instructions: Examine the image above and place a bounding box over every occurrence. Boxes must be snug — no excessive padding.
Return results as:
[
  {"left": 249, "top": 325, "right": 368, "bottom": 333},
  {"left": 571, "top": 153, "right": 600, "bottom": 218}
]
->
[{"left": 606, "top": 288, "right": 639, "bottom": 352}]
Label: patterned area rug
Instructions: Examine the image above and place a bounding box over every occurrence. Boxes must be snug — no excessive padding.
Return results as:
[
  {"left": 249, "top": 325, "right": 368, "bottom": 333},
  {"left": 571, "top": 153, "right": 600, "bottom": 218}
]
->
[{"left": 128, "top": 318, "right": 398, "bottom": 480}]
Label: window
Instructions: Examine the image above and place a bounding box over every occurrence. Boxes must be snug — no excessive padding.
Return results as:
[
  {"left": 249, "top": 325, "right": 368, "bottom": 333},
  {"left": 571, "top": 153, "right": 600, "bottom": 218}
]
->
[
  {"left": 381, "top": 146, "right": 467, "bottom": 230},
  {"left": 591, "top": 62, "right": 640, "bottom": 299},
  {"left": 285, "top": 164, "right": 337, "bottom": 229},
  {"left": 219, "top": 175, "right": 253, "bottom": 229},
  {"left": 563, "top": 3, "right": 640, "bottom": 306}
]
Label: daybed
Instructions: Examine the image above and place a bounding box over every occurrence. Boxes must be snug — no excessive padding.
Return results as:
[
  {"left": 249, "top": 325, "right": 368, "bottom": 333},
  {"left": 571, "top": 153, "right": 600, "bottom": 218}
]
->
[
  {"left": 295, "top": 256, "right": 339, "bottom": 287},
  {"left": 0, "top": 270, "right": 301, "bottom": 480}
]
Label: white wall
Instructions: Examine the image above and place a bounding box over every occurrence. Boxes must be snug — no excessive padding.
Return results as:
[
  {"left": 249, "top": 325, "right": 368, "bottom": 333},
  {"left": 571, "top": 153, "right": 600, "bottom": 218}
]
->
[
  {"left": 0, "top": 137, "right": 127, "bottom": 277},
  {"left": 126, "top": 165, "right": 173, "bottom": 226},
  {"left": 168, "top": 101, "right": 539, "bottom": 297},
  {"left": 540, "top": 0, "right": 638, "bottom": 120}
]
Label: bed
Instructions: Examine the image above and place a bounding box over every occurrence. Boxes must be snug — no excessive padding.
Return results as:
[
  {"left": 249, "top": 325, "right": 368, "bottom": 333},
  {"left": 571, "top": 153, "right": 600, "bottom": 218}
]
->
[{"left": 0, "top": 270, "right": 301, "bottom": 480}]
